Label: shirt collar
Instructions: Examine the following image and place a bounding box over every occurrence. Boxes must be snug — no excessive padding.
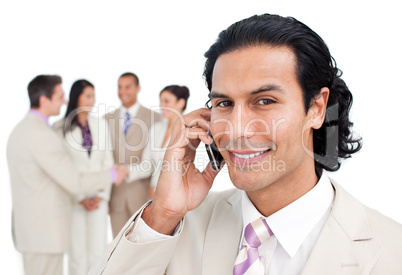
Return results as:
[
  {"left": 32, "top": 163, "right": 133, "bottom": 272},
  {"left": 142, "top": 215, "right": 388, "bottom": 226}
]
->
[
  {"left": 29, "top": 109, "right": 50, "bottom": 127},
  {"left": 241, "top": 171, "right": 334, "bottom": 257},
  {"left": 120, "top": 102, "right": 140, "bottom": 118}
]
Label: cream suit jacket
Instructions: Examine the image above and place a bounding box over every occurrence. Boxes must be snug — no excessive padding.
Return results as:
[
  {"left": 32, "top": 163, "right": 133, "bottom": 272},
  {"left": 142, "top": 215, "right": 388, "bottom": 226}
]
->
[
  {"left": 6, "top": 113, "right": 112, "bottom": 253},
  {"left": 105, "top": 106, "right": 161, "bottom": 215},
  {"left": 52, "top": 116, "right": 114, "bottom": 202},
  {"left": 90, "top": 179, "right": 402, "bottom": 275}
]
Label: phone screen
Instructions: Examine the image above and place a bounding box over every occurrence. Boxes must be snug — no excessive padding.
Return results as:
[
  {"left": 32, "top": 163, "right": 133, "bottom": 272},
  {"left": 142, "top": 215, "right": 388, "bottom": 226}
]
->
[{"left": 205, "top": 131, "right": 224, "bottom": 171}]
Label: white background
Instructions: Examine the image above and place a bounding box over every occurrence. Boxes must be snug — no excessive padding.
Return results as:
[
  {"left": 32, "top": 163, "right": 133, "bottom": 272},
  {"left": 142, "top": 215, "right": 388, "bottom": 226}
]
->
[{"left": 1, "top": 0, "right": 401, "bottom": 273}]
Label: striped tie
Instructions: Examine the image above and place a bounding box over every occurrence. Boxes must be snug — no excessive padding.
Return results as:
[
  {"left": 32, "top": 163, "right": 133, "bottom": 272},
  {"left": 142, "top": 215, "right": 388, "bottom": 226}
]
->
[
  {"left": 233, "top": 217, "right": 273, "bottom": 275},
  {"left": 124, "top": 111, "right": 130, "bottom": 136}
]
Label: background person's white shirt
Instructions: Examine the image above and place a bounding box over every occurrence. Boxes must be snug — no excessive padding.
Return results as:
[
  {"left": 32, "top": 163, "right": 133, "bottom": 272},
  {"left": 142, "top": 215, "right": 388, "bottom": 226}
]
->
[{"left": 119, "top": 102, "right": 140, "bottom": 131}]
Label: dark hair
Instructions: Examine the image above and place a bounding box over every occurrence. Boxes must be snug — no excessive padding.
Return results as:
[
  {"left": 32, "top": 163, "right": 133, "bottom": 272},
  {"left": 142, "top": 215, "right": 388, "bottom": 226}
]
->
[
  {"left": 119, "top": 72, "right": 140, "bottom": 86},
  {"left": 203, "top": 14, "right": 362, "bottom": 172},
  {"left": 63, "top": 79, "right": 94, "bottom": 134},
  {"left": 160, "top": 85, "right": 190, "bottom": 111},
  {"left": 27, "top": 75, "right": 62, "bottom": 108}
]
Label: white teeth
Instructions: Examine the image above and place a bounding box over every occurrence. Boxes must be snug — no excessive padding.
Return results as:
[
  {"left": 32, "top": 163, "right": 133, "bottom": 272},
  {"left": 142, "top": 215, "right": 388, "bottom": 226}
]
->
[{"left": 233, "top": 150, "right": 267, "bottom": 159}]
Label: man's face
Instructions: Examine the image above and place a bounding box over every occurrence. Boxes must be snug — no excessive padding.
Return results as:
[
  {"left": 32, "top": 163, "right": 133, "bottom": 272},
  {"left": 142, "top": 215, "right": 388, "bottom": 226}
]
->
[
  {"left": 118, "top": 76, "right": 140, "bottom": 108},
  {"left": 48, "top": 84, "right": 66, "bottom": 116},
  {"left": 210, "top": 45, "right": 317, "bottom": 194}
]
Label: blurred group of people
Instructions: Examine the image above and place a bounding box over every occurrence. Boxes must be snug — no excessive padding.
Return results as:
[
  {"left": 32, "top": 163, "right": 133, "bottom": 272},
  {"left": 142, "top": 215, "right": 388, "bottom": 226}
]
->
[{"left": 6, "top": 72, "right": 190, "bottom": 275}]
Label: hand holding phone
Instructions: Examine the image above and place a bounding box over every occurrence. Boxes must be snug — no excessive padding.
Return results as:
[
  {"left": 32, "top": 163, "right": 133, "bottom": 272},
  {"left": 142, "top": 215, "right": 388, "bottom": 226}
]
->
[
  {"left": 143, "top": 108, "right": 221, "bottom": 235},
  {"left": 205, "top": 131, "right": 224, "bottom": 171}
]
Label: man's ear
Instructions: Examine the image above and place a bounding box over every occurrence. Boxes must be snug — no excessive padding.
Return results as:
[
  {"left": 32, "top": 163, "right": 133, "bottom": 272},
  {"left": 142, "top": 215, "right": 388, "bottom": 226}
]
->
[
  {"left": 308, "top": 87, "right": 330, "bottom": 129},
  {"left": 38, "top": 95, "right": 49, "bottom": 108}
]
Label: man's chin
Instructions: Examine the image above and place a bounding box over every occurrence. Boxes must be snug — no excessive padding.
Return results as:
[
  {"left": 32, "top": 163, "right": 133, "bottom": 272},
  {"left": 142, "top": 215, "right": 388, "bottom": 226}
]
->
[
  {"left": 51, "top": 111, "right": 60, "bottom": 117},
  {"left": 228, "top": 170, "right": 265, "bottom": 191}
]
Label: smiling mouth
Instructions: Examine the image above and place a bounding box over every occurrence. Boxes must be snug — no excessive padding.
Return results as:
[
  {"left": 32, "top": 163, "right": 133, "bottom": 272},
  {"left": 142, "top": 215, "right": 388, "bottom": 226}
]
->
[{"left": 231, "top": 149, "right": 271, "bottom": 159}]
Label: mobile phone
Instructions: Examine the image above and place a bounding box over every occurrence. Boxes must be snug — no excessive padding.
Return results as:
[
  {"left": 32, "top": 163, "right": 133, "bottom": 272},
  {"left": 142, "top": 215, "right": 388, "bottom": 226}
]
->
[{"left": 205, "top": 131, "right": 224, "bottom": 171}]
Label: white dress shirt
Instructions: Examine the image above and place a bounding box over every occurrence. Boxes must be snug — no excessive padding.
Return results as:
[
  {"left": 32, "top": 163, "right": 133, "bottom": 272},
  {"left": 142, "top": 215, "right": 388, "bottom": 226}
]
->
[
  {"left": 241, "top": 171, "right": 334, "bottom": 274},
  {"left": 131, "top": 172, "right": 334, "bottom": 274},
  {"left": 119, "top": 102, "right": 140, "bottom": 131}
]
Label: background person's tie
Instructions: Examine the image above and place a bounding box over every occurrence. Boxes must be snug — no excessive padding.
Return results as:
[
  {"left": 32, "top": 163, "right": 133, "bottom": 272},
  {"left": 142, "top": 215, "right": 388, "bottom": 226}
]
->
[
  {"left": 124, "top": 111, "right": 130, "bottom": 136},
  {"left": 233, "top": 217, "right": 273, "bottom": 275}
]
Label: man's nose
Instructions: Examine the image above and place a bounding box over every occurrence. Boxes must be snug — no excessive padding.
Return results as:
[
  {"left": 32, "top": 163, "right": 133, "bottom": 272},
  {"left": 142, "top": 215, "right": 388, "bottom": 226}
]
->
[{"left": 227, "top": 104, "right": 254, "bottom": 140}]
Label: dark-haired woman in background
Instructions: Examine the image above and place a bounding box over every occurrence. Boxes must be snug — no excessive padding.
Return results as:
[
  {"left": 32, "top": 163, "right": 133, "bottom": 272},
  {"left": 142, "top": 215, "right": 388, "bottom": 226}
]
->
[
  {"left": 127, "top": 85, "right": 190, "bottom": 198},
  {"left": 53, "top": 80, "right": 114, "bottom": 275}
]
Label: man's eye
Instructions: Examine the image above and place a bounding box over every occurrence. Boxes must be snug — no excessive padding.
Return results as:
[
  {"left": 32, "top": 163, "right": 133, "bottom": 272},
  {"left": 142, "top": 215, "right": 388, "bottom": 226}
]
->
[
  {"left": 216, "top": 101, "right": 233, "bottom": 108},
  {"left": 257, "top": 99, "right": 275, "bottom": 105}
]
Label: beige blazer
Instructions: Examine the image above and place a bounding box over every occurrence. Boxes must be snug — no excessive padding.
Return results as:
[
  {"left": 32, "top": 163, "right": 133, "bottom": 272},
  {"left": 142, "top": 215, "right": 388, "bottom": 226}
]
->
[
  {"left": 90, "top": 179, "right": 402, "bottom": 275},
  {"left": 105, "top": 105, "right": 162, "bottom": 214},
  {"left": 6, "top": 113, "right": 112, "bottom": 253},
  {"left": 52, "top": 116, "right": 114, "bottom": 202}
]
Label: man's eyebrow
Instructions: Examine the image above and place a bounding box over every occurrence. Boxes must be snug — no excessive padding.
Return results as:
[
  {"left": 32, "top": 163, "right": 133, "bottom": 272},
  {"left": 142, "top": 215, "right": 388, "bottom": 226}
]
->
[
  {"left": 209, "top": 84, "right": 284, "bottom": 99},
  {"left": 250, "top": 84, "right": 284, "bottom": 95},
  {"left": 209, "top": 92, "right": 229, "bottom": 100}
]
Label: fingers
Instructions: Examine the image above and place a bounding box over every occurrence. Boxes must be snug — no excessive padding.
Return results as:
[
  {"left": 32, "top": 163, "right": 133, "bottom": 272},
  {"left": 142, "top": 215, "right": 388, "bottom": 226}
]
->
[
  {"left": 168, "top": 108, "right": 213, "bottom": 150},
  {"left": 184, "top": 119, "right": 210, "bottom": 132},
  {"left": 82, "top": 198, "right": 100, "bottom": 211},
  {"left": 185, "top": 127, "right": 213, "bottom": 145},
  {"left": 172, "top": 108, "right": 211, "bottom": 133},
  {"left": 115, "top": 164, "right": 129, "bottom": 175},
  {"left": 183, "top": 108, "right": 211, "bottom": 129},
  {"left": 79, "top": 199, "right": 88, "bottom": 205},
  {"left": 113, "top": 165, "right": 129, "bottom": 186},
  {"left": 93, "top": 197, "right": 102, "bottom": 203}
]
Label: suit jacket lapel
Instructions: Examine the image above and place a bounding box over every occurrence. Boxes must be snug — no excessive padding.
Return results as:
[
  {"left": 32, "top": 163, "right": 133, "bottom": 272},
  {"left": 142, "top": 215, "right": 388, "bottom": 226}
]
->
[
  {"left": 65, "top": 125, "right": 84, "bottom": 151},
  {"left": 105, "top": 109, "right": 121, "bottom": 162},
  {"left": 106, "top": 108, "right": 121, "bottom": 142},
  {"left": 202, "top": 190, "right": 243, "bottom": 275},
  {"left": 302, "top": 181, "right": 382, "bottom": 275},
  {"left": 87, "top": 117, "right": 98, "bottom": 147}
]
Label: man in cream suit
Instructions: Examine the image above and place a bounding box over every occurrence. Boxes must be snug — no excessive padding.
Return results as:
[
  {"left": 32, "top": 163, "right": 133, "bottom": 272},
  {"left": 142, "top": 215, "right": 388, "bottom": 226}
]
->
[
  {"left": 6, "top": 75, "right": 127, "bottom": 275},
  {"left": 105, "top": 72, "right": 162, "bottom": 237},
  {"left": 91, "top": 14, "right": 402, "bottom": 274}
]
